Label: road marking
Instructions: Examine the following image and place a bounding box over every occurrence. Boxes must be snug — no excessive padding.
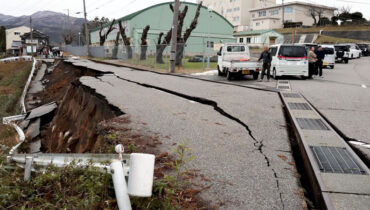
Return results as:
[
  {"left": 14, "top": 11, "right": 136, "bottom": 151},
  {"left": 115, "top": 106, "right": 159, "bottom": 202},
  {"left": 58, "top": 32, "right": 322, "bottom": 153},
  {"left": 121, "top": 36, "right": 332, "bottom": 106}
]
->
[{"left": 361, "top": 84, "right": 367, "bottom": 88}]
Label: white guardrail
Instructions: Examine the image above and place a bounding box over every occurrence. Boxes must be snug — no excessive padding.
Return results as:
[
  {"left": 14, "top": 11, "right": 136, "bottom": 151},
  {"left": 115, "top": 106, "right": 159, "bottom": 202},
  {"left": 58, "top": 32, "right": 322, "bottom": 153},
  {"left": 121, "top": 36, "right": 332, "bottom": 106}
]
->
[
  {"left": 0, "top": 56, "right": 33, "bottom": 63},
  {"left": 2, "top": 57, "right": 156, "bottom": 209}
]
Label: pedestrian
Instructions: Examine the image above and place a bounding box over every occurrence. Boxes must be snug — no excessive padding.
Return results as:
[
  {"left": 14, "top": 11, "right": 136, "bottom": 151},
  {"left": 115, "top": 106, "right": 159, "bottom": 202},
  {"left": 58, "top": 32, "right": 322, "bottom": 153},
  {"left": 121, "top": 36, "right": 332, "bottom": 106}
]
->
[
  {"left": 315, "top": 46, "right": 325, "bottom": 77},
  {"left": 308, "top": 47, "right": 317, "bottom": 78},
  {"left": 258, "top": 46, "right": 272, "bottom": 82}
]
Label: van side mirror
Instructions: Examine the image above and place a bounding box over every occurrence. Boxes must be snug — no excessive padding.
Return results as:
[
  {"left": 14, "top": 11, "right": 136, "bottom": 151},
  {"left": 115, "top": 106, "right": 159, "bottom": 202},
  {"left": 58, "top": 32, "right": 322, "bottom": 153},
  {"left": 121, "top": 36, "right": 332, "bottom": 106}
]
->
[{"left": 217, "top": 52, "right": 221, "bottom": 56}]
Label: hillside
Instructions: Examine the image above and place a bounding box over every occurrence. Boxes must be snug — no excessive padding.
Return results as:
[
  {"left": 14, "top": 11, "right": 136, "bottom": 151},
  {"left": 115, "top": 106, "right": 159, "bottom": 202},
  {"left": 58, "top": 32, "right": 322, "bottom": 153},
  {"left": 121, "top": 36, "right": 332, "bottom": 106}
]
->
[{"left": 0, "top": 11, "right": 85, "bottom": 44}]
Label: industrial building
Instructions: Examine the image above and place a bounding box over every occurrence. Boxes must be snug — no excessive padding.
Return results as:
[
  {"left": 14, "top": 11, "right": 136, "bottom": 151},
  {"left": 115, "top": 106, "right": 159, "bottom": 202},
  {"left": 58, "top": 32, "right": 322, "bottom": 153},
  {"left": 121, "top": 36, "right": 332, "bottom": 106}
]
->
[{"left": 90, "top": 2, "right": 235, "bottom": 54}]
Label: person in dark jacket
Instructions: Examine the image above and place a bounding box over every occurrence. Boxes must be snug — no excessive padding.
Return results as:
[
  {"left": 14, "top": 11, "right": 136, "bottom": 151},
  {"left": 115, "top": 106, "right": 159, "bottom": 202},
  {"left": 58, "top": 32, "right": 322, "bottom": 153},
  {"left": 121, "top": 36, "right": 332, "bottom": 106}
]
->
[
  {"left": 315, "top": 46, "right": 325, "bottom": 77},
  {"left": 258, "top": 46, "right": 272, "bottom": 82}
]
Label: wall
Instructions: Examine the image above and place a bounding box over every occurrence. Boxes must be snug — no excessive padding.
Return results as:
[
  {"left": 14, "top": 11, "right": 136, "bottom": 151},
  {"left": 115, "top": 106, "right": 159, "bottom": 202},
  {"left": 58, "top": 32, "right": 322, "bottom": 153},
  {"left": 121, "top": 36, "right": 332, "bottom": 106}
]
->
[
  {"left": 5, "top": 26, "right": 30, "bottom": 50},
  {"left": 90, "top": 2, "right": 235, "bottom": 53}
]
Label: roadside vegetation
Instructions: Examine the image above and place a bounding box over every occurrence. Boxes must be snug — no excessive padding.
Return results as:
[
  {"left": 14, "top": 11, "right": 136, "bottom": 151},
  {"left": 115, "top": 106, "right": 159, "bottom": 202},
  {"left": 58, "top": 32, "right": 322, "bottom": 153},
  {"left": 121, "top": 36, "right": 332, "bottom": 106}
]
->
[
  {"left": 314, "top": 35, "right": 367, "bottom": 44},
  {"left": 0, "top": 61, "right": 32, "bottom": 147},
  {"left": 276, "top": 25, "right": 370, "bottom": 34}
]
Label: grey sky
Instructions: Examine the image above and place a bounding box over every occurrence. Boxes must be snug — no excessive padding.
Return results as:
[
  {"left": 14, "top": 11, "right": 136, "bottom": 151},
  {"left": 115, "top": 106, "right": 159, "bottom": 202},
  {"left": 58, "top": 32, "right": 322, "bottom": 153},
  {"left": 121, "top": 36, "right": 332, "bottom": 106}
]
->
[{"left": 0, "top": 0, "right": 369, "bottom": 20}]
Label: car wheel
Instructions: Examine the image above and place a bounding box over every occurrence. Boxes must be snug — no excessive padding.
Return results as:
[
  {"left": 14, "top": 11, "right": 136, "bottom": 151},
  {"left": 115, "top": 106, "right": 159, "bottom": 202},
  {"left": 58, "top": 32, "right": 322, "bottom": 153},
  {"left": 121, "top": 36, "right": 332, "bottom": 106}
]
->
[
  {"left": 273, "top": 68, "right": 277, "bottom": 80},
  {"left": 217, "top": 65, "right": 223, "bottom": 76},
  {"left": 345, "top": 59, "right": 349, "bottom": 64},
  {"left": 351, "top": 54, "right": 354, "bottom": 59},
  {"left": 226, "top": 71, "right": 232, "bottom": 81},
  {"left": 330, "top": 65, "right": 334, "bottom": 69}
]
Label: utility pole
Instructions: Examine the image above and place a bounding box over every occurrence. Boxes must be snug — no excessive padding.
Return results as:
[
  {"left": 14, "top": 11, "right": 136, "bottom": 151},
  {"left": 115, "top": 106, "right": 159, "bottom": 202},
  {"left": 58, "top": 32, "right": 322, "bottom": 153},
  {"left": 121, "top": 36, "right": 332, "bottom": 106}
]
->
[
  {"left": 30, "top": 16, "right": 33, "bottom": 56},
  {"left": 83, "top": 0, "right": 90, "bottom": 56},
  {"left": 169, "top": 0, "right": 180, "bottom": 73},
  {"left": 282, "top": 0, "right": 285, "bottom": 27}
]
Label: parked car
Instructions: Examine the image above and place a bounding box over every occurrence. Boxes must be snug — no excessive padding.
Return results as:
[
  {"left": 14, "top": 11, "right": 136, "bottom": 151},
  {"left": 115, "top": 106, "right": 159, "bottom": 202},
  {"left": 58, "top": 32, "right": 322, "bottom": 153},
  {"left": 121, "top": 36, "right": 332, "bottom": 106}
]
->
[
  {"left": 188, "top": 55, "right": 204, "bottom": 62},
  {"left": 345, "top": 43, "right": 362, "bottom": 59},
  {"left": 269, "top": 44, "right": 308, "bottom": 79},
  {"left": 217, "top": 43, "right": 261, "bottom": 80},
  {"left": 321, "top": 45, "right": 335, "bottom": 69},
  {"left": 357, "top": 43, "right": 370, "bottom": 56},
  {"left": 334, "top": 45, "right": 350, "bottom": 64}
]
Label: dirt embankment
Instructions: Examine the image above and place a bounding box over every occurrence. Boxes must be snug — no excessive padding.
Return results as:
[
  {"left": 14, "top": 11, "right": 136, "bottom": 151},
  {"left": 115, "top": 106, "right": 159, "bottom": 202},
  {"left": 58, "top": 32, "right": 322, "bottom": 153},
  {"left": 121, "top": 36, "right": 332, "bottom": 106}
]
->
[{"left": 34, "top": 61, "right": 123, "bottom": 153}]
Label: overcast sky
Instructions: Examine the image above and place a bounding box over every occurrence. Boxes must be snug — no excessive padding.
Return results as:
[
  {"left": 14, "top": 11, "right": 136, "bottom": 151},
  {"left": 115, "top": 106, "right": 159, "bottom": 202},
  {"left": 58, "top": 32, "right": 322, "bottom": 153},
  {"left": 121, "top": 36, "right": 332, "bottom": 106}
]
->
[{"left": 0, "top": 0, "right": 369, "bottom": 20}]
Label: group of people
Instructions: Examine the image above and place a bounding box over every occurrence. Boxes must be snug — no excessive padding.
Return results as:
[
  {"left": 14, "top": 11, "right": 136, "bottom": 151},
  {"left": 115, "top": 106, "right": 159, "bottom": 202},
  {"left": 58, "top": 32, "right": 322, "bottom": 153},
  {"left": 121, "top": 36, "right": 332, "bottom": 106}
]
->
[
  {"left": 257, "top": 45, "right": 326, "bottom": 82},
  {"left": 308, "top": 46, "right": 325, "bottom": 78}
]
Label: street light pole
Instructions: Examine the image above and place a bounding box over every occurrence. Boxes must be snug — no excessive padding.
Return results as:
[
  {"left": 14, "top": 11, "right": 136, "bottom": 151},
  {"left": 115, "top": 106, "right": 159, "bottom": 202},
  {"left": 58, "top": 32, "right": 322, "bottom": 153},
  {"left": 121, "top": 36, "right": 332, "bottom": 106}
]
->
[
  {"left": 282, "top": 0, "right": 285, "bottom": 26},
  {"left": 79, "top": 32, "right": 81, "bottom": 46},
  {"left": 83, "top": 0, "right": 89, "bottom": 56},
  {"left": 30, "top": 16, "right": 33, "bottom": 56},
  {"left": 169, "top": 0, "right": 180, "bottom": 73}
]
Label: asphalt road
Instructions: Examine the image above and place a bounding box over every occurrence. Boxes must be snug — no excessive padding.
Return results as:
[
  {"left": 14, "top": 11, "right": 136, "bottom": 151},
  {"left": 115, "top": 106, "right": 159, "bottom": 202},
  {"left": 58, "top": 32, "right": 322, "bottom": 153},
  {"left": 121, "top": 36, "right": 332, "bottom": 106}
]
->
[{"left": 66, "top": 59, "right": 303, "bottom": 209}]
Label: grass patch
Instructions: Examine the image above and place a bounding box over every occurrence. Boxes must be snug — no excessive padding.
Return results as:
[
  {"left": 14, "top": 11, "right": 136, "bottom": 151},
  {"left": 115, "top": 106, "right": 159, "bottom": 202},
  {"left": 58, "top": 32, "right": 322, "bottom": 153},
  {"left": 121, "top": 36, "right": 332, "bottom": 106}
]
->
[
  {"left": 0, "top": 61, "right": 32, "bottom": 150},
  {"left": 314, "top": 35, "right": 366, "bottom": 44},
  {"left": 276, "top": 25, "right": 370, "bottom": 34}
]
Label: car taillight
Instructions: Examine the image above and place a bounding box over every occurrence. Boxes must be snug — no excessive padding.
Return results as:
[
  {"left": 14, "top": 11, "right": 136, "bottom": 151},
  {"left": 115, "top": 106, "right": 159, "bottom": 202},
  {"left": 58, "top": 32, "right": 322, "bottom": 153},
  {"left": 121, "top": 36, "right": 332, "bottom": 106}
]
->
[{"left": 240, "top": 59, "right": 249, "bottom": 61}]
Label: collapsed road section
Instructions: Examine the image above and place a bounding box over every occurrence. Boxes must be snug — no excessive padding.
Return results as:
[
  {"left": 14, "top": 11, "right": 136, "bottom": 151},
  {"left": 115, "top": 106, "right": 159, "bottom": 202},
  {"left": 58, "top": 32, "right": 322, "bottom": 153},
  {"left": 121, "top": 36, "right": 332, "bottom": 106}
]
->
[{"left": 61, "top": 58, "right": 305, "bottom": 209}]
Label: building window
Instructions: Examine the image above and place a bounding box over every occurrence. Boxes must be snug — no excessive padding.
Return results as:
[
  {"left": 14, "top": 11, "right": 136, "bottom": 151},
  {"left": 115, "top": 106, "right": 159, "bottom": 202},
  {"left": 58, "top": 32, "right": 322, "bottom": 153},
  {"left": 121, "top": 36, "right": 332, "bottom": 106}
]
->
[
  {"left": 256, "top": 22, "right": 260, "bottom": 26},
  {"left": 258, "top": 11, "right": 266, "bottom": 17},
  {"left": 252, "top": 14, "right": 255, "bottom": 18},
  {"left": 14, "top": 32, "right": 20, "bottom": 35},
  {"left": 233, "top": 16, "right": 240, "bottom": 21},
  {"left": 246, "top": 37, "right": 251, "bottom": 43},
  {"left": 234, "top": 7, "right": 240, "bottom": 12},
  {"left": 207, "top": 41, "right": 214, "bottom": 48},
  {"left": 284, "top": 7, "right": 293, "bottom": 13},
  {"left": 239, "top": 38, "right": 244, "bottom": 43},
  {"left": 226, "top": 8, "right": 232, "bottom": 13},
  {"left": 270, "top": 9, "right": 279, "bottom": 15}
]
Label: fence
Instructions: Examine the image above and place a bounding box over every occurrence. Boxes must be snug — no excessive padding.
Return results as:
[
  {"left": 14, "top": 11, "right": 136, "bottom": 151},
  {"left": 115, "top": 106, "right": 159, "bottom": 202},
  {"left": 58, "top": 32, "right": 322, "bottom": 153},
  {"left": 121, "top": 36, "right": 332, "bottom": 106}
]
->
[{"left": 63, "top": 42, "right": 220, "bottom": 71}]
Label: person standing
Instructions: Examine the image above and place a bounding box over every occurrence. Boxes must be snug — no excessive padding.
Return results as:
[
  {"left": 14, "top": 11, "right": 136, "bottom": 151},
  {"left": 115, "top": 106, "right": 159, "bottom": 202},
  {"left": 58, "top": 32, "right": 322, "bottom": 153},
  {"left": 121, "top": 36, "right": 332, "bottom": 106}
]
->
[
  {"left": 258, "top": 46, "right": 272, "bottom": 82},
  {"left": 308, "top": 47, "right": 317, "bottom": 78},
  {"left": 315, "top": 46, "right": 325, "bottom": 77}
]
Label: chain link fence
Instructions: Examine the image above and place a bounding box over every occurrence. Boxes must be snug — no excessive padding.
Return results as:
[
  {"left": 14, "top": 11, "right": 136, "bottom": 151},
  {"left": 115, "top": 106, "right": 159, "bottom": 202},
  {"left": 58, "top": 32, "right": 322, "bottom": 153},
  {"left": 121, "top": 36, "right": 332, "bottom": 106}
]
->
[{"left": 63, "top": 42, "right": 220, "bottom": 72}]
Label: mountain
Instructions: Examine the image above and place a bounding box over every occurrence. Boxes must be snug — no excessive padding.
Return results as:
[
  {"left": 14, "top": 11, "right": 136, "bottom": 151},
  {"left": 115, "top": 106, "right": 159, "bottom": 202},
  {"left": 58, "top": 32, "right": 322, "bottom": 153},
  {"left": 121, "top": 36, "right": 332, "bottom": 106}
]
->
[{"left": 0, "top": 11, "right": 85, "bottom": 45}]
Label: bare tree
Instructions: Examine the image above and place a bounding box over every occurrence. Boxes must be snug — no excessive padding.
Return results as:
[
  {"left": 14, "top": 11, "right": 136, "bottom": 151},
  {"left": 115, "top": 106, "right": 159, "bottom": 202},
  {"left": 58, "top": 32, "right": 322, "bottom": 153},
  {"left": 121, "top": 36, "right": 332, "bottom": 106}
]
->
[
  {"left": 307, "top": 6, "right": 325, "bottom": 26},
  {"left": 62, "top": 32, "right": 74, "bottom": 45},
  {"left": 140, "top": 25, "right": 150, "bottom": 60},
  {"left": 112, "top": 31, "right": 120, "bottom": 59},
  {"left": 99, "top": 19, "right": 116, "bottom": 46},
  {"left": 155, "top": 1, "right": 202, "bottom": 65},
  {"left": 118, "top": 20, "right": 132, "bottom": 59}
]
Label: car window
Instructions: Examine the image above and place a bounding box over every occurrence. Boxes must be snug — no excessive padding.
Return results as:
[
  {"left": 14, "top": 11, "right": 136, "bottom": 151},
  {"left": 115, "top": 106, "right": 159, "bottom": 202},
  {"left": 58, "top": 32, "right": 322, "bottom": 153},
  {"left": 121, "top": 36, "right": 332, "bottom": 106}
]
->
[
  {"left": 278, "top": 46, "right": 307, "bottom": 57},
  {"left": 269, "top": 47, "right": 278, "bottom": 56},
  {"left": 227, "top": 46, "right": 245, "bottom": 52},
  {"left": 335, "top": 46, "right": 349, "bottom": 51},
  {"left": 323, "top": 48, "right": 334, "bottom": 55}
]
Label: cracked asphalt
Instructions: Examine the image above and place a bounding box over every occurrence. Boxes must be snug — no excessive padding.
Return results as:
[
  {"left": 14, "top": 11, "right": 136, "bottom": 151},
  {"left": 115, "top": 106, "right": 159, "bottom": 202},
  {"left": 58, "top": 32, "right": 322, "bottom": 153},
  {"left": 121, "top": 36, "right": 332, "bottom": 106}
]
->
[{"left": 66, "top": 59, "right": 303, "bottom": 209}]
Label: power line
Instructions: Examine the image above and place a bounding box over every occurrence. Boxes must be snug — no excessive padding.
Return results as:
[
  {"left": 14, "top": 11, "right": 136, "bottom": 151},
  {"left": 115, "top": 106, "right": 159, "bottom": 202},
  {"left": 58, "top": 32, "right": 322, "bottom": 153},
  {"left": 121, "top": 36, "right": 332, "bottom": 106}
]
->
[{"left": 336, "top": 0, "right": 370, "bottom": 4}]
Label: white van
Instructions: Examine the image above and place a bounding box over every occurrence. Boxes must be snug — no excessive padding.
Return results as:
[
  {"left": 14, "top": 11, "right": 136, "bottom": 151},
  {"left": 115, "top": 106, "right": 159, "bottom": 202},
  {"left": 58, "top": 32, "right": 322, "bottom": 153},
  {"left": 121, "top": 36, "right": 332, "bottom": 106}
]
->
[
  {"left": 321, "top": 45, "right": 335, "bottom": 69},
  {"left": 269, "top": 44, "right": 309, "bottom": 79}
]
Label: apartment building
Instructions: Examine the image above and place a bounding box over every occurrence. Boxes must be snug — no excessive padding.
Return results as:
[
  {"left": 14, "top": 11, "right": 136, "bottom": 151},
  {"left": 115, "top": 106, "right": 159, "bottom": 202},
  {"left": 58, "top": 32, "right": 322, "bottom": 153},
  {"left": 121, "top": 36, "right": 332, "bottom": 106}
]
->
[
  {"left": 199, "top": 0, "right": 276, "bottom": 31},
  {"left": 250, "top": 1, "right": 336, "bottom": 30}
]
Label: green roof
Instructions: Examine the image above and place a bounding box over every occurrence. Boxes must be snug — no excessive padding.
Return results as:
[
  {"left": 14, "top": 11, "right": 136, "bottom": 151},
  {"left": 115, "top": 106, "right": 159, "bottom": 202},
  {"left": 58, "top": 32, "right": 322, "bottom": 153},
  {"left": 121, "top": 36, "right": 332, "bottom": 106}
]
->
[
  {"left": 90, "top": 1, "right": 233, "bottom": 33},
  {"left": 233, "top": 29, "right": 281, "bottom": 37}
]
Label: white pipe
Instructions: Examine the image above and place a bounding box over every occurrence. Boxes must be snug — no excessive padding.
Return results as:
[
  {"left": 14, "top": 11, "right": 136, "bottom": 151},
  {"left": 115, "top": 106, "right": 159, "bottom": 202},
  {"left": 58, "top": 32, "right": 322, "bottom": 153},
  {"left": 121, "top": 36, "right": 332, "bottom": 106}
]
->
[
  {"left": 111, "top": 159, "right": 132, "bottom": 210},
  {"left": 20, "top": 57, "right": 37, "bottom": 114}
]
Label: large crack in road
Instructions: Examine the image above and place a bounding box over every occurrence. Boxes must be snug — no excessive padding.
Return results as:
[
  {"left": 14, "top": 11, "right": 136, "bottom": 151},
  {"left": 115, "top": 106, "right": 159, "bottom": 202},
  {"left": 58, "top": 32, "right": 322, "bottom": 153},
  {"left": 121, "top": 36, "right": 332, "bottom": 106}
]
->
[{"left": 110, "top": 73, "right": 286, "bottom": 209}]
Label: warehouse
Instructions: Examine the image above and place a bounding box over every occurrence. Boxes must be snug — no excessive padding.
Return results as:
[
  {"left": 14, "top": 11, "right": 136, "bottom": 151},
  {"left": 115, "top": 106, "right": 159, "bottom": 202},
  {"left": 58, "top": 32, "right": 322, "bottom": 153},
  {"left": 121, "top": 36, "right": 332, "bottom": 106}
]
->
[{"left": 89, "top": 2, "right": 235, "bottom": 54}]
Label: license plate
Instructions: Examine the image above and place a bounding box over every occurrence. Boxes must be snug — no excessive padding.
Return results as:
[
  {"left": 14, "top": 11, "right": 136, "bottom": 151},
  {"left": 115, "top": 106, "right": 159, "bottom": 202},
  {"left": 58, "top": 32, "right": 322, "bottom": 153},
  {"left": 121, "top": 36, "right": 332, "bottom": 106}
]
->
[
  {"left": 323, "top": 62, "right": 328, "bottom": 65},
  {"left": 242, "top": 70, "right": 250, "bottom": 74}
]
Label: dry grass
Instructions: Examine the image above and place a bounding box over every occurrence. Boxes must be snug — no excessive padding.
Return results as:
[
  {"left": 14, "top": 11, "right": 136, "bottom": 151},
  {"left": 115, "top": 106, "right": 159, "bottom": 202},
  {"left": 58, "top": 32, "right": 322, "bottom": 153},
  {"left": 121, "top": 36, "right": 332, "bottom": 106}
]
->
[
  {"left": 276, "top": 25, "right": 370, "bottom": 34},
  {"left": 314, "top": 35, "right": 366, "bottom": 44}
]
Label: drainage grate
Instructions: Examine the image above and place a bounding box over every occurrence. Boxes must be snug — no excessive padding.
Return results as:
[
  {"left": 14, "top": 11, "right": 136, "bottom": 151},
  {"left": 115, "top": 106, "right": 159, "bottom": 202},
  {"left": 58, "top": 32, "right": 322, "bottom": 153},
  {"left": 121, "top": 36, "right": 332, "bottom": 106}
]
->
[
  {"left": 282, "top": 93, "right": 301, "bottom": 98},
  {"left": 279, "top": 81, "right": 289, "bottom": 84},
  {"left": 288, "top": 103, "right": 312, "bottom": 110},
  {"left": 278, "top": 86, "right": 290, "bottom": 89},
  {"left": 296, "top": 118, "right": 330, "bottom": 130},
  {"left": 311, "top": 146, "right": 367, "bottom": 175}
]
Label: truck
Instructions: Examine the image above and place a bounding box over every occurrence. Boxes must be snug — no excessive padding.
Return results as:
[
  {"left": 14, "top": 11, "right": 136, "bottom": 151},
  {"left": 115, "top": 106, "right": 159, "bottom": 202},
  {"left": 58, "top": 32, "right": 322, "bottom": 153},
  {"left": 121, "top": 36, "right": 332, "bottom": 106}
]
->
[{"left": 217, "top": 43, "right": 262, "bottom": 81}]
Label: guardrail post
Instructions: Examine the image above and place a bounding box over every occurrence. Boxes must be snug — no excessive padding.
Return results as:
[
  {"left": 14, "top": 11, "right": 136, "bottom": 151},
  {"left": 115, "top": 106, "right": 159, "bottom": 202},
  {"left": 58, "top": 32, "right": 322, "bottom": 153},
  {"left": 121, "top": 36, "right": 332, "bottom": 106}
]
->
[
  {"left": 24, "top": 156, "right": 33, "bottom": 182},
  {"left": 111, "top": 159, "right": 132, "bottom": 210}
]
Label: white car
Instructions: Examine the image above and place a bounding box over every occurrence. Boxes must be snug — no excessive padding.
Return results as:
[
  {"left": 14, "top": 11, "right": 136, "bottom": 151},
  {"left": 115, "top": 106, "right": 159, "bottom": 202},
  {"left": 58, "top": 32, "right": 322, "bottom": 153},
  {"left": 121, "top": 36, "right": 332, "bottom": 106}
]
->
[
  {"left": 269, "top": 44, "right": 309, "bottom": 79},
  {"left": 321, "top": 45, "right": 335, "bottom": 69},
  {"left": 346, "top": 43, "right": 362, "bottom": 59}
]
